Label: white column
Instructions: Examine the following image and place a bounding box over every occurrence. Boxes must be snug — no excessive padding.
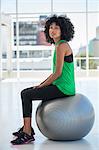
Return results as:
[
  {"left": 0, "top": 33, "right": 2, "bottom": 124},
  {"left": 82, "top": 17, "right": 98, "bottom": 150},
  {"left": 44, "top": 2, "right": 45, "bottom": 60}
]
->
[
  {"left": 0, "top": 0, "right": 2, "bottom": 80},
  {"left": 16, "top": 0, "right": 20, "bottom": 79},
  {"left": 51, "top": 0, "right": 53, "bottom": 15},
  {"left": 7, "top": 16, "right": 12, "bottom": 77},
  {"left": 86, "top": 0, "right": 89, "bottom": 76}
]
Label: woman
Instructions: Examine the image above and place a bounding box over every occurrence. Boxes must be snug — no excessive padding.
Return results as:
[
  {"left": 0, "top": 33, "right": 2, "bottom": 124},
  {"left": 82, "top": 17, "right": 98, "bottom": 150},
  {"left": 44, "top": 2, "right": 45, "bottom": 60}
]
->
[{"left": 11, "top": 14, "right": 75, "bottom": 145}]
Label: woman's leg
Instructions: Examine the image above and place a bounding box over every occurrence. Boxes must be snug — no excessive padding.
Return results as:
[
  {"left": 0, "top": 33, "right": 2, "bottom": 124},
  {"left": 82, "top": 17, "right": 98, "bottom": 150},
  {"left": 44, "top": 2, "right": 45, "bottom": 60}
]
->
[
  {"left": 11, "top": 84, "right": 67, "bottom": 144},
  {"left": 21, "top": 84, "right": 67, "bottom": 135}
]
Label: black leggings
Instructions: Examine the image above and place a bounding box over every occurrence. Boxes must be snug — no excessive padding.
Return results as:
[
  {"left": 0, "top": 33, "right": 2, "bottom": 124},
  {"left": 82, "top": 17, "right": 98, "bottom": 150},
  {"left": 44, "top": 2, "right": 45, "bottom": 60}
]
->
[{"left": 21, "top": 84, "right": 68, "bottom": 117}]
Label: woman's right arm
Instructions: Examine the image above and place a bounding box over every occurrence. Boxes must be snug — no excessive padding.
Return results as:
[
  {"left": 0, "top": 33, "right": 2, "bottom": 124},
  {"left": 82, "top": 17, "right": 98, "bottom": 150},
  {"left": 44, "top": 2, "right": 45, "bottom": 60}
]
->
[
  {"left": 33, "top": 74, "right": 53, "bottom": 89},
  {"left": 40, "top": 74, "right": 53, "bottom": 85}
]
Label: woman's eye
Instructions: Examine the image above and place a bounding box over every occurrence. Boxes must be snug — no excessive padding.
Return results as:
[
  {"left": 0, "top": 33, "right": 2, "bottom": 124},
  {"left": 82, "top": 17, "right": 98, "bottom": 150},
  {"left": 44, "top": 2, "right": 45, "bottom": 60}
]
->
[
  {"left": 55, "top": 26, "right": 59, "bottom": 29},
  {"left": 49, "top": 26, "right": 59, "bottom": 30},
  {"left": 50, "top": 26, "right": 53, "bottom": 29}
]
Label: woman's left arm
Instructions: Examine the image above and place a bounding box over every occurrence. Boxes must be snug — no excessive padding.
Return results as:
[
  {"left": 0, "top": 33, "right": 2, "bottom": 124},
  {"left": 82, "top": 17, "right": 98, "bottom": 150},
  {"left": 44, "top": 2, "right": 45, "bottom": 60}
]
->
[{"left": 38, "top": 43, "right": 66, "bottom": 88}]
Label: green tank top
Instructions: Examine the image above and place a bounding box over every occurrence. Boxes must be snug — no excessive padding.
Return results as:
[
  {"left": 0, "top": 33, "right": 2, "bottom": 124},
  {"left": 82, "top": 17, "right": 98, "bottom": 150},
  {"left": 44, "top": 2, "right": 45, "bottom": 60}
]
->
[{"left": 52, "top": 40, "right": 76, "bottom": 95}]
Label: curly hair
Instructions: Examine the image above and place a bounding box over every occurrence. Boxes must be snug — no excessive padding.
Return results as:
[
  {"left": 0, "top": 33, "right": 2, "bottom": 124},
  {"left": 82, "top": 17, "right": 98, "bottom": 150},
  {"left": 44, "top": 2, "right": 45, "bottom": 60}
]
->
[{"left": 44, "top": 14, "right": 75, "bottom": 44}]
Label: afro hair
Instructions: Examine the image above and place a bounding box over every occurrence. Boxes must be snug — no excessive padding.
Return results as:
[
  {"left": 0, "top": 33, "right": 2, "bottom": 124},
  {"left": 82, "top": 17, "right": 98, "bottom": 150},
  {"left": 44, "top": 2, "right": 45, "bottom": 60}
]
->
[{"left": 44, "top": 14, "right": 75, "bottom": 44}]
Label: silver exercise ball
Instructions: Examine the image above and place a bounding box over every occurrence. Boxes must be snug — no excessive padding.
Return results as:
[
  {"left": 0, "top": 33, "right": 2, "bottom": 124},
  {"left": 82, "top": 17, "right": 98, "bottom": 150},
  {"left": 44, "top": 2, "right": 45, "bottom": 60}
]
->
[{"left": 35, "top": 94, "right": 95, "bottom": 141}]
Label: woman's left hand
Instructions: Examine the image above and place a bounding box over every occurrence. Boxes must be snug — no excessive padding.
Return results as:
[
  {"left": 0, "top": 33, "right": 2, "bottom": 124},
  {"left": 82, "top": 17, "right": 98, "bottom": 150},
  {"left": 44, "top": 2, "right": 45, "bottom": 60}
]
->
[{"left": 33, "top": 84, "right": 43, "bottom": 89}]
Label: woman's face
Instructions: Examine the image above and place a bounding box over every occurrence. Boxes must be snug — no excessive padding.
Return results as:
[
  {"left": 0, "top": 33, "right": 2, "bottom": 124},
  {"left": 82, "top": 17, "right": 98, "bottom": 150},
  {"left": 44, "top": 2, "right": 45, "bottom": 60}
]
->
[{"left": 49, "top": 22, "right": 61, "bottom": 41}]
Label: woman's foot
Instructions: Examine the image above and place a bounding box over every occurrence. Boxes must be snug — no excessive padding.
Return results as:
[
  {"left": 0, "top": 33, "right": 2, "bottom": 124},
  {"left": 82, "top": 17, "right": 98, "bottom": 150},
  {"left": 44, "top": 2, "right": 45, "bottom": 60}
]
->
[
  {"left": 11, "top": 131, "right": 35, "bottom": 145},
  {"left": 12, "top": 126, "right": 35, "bottom": 137}
]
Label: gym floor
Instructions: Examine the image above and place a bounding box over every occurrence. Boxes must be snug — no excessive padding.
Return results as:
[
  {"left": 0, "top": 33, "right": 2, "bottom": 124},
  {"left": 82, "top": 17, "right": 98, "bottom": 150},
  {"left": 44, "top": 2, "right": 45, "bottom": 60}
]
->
[{"left": 0, "top": 77, "right": 99, "bottom": 150}]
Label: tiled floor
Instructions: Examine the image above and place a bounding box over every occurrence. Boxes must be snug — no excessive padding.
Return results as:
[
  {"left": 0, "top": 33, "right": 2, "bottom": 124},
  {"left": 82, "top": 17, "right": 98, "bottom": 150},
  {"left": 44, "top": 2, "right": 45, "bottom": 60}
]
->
[{"left": 0, "top": 77, "right": 99, "bottom": 150}]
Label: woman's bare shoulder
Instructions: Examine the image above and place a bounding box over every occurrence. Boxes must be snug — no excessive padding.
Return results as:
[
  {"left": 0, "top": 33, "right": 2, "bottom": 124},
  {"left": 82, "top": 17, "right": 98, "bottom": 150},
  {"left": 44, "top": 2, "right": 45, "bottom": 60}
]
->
[{"left": 57, "top": 42, "right": 72, "bottom": 55}]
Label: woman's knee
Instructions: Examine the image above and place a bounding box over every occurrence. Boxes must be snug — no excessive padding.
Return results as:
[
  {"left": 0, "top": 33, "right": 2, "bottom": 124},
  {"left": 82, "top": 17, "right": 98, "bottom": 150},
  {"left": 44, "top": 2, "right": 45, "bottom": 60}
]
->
[{"left": 21, "top": 88, "right": 29, "bottom": 100}]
